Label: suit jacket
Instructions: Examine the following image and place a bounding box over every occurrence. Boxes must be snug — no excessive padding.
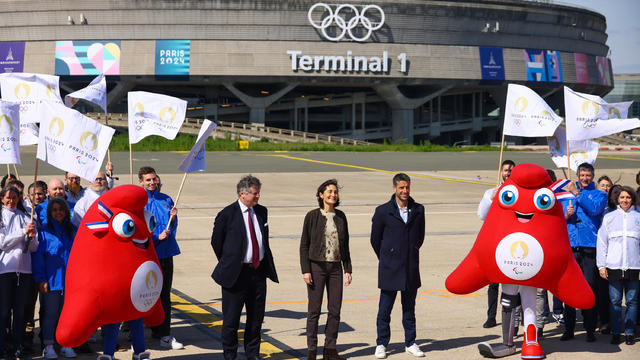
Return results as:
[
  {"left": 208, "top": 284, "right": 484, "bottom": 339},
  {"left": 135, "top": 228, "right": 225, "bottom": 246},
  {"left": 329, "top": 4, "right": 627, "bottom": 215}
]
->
[
  {"left": 211, "top": 201, "right": 278, "bottom": 288},
  {"left": 370, "top": 195, "right": 425, "bottom": 291}
]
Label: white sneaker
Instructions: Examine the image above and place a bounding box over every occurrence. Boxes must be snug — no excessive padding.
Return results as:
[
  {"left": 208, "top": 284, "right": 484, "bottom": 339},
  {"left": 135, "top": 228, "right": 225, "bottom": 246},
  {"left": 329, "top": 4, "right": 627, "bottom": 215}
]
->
[
  {"left": 160, "top": 336, "right": 184, "bottom": 350},
  {"left": 374, "top": 345, "right": 386, "bottom": 359},
  {"left": 43, "top": 344, "right": 58, "bottom": 359},
  {"left": 405, "top": 343, "right": 425, "bottom": 357},
  {"left": 61, "top": 347, "right": 77, "bottom": 358}
]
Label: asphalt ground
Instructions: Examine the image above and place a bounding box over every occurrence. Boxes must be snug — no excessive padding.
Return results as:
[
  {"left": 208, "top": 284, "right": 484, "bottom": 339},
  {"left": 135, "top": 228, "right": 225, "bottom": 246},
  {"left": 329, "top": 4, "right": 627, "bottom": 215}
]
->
[{"left": 16, "top": 150, "right": 640, "bottom": 360}]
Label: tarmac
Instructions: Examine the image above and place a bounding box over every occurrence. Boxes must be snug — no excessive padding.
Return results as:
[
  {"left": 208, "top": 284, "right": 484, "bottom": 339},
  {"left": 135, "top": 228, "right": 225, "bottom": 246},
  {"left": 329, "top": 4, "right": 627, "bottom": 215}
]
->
[{"left": 18, "top": 150, "right": 640, "bottom": 360}]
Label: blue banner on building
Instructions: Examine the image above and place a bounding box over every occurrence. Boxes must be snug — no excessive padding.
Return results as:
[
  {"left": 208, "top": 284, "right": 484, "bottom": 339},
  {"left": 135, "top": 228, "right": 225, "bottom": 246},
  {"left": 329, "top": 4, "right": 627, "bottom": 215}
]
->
[
  {"left": 155, "top": 40, "right": 190, "bottom": 75},
  {"left": 524, "top": 49, "right": 547, "bottom": 82},
  {"left": 0, "top": 42, "right": 25, "bottom": 73},
  {"left": 545, "top": 50, "right": 562, "bottom": 83},
  {"left": 479, "top": 47, "right": 505, "bottom": 80}
]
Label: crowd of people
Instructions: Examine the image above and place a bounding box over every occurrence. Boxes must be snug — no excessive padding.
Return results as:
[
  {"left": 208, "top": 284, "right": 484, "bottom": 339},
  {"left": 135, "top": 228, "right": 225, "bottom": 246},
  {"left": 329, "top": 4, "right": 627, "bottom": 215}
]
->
[
  {"left": 0, "top": 164, "right": 184, "bottom": 360},
  {"left": 479, "top": 161, "right": 640, "bottom": 350}
]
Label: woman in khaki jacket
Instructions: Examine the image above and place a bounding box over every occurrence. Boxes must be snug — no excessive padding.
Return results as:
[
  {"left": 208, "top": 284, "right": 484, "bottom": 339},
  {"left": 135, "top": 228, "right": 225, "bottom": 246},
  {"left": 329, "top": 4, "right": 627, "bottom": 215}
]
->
[{"left": 300, "top": 179, "right": 352, "bottom": 360}]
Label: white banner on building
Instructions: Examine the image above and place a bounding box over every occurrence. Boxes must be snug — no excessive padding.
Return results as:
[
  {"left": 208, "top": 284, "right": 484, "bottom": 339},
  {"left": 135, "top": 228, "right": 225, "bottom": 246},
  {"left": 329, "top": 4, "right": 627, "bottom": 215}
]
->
[
  {"left": 64, "top": 74, "right": 107, "bottom": 114},
  {"left": 548, "top": 127, "right": 599, "bottom": 172},
  {"left": 37, "top": 101, "right": 115, "bottom": 182},
  {"left": 0, "top": 100, "right": 21, "bottom": 164},
  {"left": 178, "top": 119, "right": 216, "bottom": 173},
  {"left": 503, "top": 84, "right": 563, "bottom": 137},
  {"left": 564, "top": 86, "right": 640, "bottom": 140},
  {"left": 0, "top": 72, "right": 63, "bottom": 123},
  {"left": 127, "top": 91, "right": 187, "bottom": 144}
]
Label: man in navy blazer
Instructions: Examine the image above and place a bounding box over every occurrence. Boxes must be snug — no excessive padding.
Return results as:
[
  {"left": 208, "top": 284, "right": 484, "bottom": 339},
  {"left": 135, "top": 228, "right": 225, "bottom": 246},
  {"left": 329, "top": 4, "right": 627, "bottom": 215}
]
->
[
  {"left": 371, "top": 173, "right": 426, "bottom": 359},
  {"left": 211, "top": 175, "right": 278, "bottom": 360}
]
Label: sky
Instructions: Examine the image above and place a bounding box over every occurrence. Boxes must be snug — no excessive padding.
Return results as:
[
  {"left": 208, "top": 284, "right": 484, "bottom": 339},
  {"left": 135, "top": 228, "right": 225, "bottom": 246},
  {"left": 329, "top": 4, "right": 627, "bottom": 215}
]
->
[{"left": 559, "top": 0, "right": 640, "bottom": 74}]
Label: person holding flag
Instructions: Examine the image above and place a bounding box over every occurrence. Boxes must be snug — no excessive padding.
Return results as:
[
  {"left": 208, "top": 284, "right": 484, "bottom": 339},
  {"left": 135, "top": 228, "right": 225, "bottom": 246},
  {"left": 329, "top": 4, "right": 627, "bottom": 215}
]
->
[
  {"left": 138, "top": 166, "right": 183, "bottom": 350},
  {"left": 560, "top": 162, "right": 607, "bottom": 342}
]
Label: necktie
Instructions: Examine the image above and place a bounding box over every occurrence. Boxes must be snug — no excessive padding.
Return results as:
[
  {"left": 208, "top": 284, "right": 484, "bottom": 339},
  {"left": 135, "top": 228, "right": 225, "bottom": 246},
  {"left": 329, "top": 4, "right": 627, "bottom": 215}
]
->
[{"left": 247, "top": 207, "right": 260, "bottom": 269}]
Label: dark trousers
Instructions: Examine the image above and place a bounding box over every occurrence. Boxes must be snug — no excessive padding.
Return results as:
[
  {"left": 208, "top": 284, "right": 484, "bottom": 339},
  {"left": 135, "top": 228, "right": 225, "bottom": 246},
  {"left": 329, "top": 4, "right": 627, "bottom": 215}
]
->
[
  {"left": 151, "top": 257, "right": 173, "bottom": 338},
  {"left": 564, "top": 247, "right": 598, "bottom": 334},
  {"left": 23, "top": 279, "right": 39, "bottom": 342},
  {"left": 306, "top": 261, "right": 343, "bottom": 351},
  {"left": 552, "top": 296, "right": 564, "bottom": 315},
  {"left": 0, "top": 273, "right": 32, "bottom": 354},
  {"left": 41, "top": 290, "right": 64, "bottom": 345},
  {"left": 487, "top": 283, "right": 499, "bottom": 320},
  {"left": 221, "top": 264, "right": 267, "bottom": 360},
  {"left": 103, "top": 318, "right": 145, "bottom": 356},
  {"left": 596, "top": 276, "right": 610, "bottom": 326},
  {"left": 376, "top": 288, "right": 417, "bottom": 347}
]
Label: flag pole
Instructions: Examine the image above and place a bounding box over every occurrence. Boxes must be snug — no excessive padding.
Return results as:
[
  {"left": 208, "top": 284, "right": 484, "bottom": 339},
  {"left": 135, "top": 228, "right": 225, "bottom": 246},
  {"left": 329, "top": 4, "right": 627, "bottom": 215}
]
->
[
  {"left": 166, "top": 172, "right": 188, "bottom": 230},
  {"left": 566, "top": 138, "right": 573, "bottom": 207},
  {"left": 129, "top": 143, "right": 133, "bottom": 184},
  {"left": 13, "top": 164, "right": 19, "bottom": 180},
  {"left": 30, "top": 159, "right": 38, "bottom": 222},
  {"left": 496, "top": 133, "right": 506, "bottom": 186},
  {"left": 6, "top": 164, "right": 9, "bottom": 177}
]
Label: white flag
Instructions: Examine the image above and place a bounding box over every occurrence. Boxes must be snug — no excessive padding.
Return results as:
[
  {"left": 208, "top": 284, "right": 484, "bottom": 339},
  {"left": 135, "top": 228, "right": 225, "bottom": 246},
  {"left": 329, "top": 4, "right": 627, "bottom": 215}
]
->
[
  {"left": 128, "top": 91, "right": 187, "bottom": 144},
  {"left": 503, "top": 84, "right": 563, "bottom": 137},
  {"left": 37, "top": 101, "right": 115, "bottom": 182},
  {"left": 0, "top": 72, "right": 63, "bottom": 123},
  {"left": 564, "top": 86, "right": 640, "bottom": 140},
  {"left": 65, "top": 74, "right": 107, "bottom": 114},
  {"left": 548, "top": 127, "right": 599, "bottom": 172},
  {"left": 0, "top": 100, "right": 21, "bottom": 164},
  {"left": 178, "top": 120, "right": 217, "bottom": 173},
  {"left": 20, "top": 123, "right": 39, "bottom": 146}
]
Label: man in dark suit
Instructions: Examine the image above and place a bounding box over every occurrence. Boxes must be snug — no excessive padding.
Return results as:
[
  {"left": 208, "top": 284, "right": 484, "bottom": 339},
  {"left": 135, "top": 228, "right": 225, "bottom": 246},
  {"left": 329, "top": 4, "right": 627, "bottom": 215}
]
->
[
  {"left": 371, "top": 173, "right": 425, "bottom": 359},
  {"left": 211, "top": 175, "right": 278, "bottom": 360}
]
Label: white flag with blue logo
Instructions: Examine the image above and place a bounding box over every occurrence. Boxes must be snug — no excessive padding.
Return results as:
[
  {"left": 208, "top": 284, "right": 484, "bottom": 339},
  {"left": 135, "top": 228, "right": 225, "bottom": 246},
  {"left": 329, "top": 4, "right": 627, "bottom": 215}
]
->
[
  {"left": 564, "top": 86, "right": 640, "bottom": 140},
  {"left": 64, "top": 74, "right": 107, "bottom": 114},
  {"left": 0, "top": 72, "right": 63, "bottom": 123},
  {"left": 178, "top": 119, "right": 216, "bottom": 173},
  {"left": 548, "top": 127, "right": 599, "bottom": 172},
  {"left": 503, "top": 84, "right": 563, "bottom": 137},
  {"left": 0, "top": 100, "right": 21, "bottom": 164},
  {"left": 128, "top": 91, "right": 187, "bottom": 144},
  {"left": 37, "top": 101, "right": 115, "bottom": 182}
]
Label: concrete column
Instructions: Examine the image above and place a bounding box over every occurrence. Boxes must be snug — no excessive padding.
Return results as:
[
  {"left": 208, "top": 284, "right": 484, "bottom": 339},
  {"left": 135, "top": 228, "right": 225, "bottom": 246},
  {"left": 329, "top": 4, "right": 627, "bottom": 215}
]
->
[
  {"left": 250, "top": 108, "right": 265, "bottom": 124},
  {"left": 391, "top": 109, "right": 414, "bottom": 144},
  {"left": 224, "top": 82, "right": 298, "bottom": 124}
]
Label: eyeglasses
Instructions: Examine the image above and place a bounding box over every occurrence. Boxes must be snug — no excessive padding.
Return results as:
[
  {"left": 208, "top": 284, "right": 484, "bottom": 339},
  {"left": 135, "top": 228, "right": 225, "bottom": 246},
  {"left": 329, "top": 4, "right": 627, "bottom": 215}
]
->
[
  {"left": 66, "top": 177, "right": 81, "bottom": 182},
  {"left": 94, "top": 177, "right": 106, "bottom": 182}
]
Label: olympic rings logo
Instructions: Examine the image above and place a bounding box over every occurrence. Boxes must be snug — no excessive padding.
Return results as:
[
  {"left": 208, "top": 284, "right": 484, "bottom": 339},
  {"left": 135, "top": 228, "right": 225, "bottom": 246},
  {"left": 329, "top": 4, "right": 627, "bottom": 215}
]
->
[{"left": 308, "top": 3, "right": 385, "bottom": 42}]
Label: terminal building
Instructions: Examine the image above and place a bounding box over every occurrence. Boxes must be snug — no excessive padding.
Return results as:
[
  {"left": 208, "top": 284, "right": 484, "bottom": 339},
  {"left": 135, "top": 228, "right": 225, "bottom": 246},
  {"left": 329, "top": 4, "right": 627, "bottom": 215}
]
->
[{"left": 0, "top": 0, "right": 613, "bottom": 144}]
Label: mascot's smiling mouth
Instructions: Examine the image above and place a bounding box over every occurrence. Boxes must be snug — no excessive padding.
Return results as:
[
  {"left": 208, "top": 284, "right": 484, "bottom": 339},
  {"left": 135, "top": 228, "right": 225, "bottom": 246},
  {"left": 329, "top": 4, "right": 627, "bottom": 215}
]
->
[
  {"left": 515, "top": 211, "right": 534, "bottom": 223},
  {"left": 132, "top": 238, "right": 149, "bottom": 249}
]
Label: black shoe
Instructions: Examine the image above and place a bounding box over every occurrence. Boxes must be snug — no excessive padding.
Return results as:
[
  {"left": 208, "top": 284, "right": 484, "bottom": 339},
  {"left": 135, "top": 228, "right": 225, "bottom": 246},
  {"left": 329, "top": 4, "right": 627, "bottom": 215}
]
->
[
  {"left": 75, "top": 342, "right": 93, "bottom": 354},
  {"left": 483, "top": 318, "right": 497, "bottom": 328},
  {"left": 611, "top": 334, "right": 621, "bottom": 345},
  {"left": 600, "top": 323, "right": 611, "bottom": 335},
  {"left": 625, "top": 335, "right": 635, "bottom": 345},
  {"left": 560, "top": 331, "right": 574, "bottom": 341},
  {"left": 586, "top": 332, "right": 596, "bottom": 343}
]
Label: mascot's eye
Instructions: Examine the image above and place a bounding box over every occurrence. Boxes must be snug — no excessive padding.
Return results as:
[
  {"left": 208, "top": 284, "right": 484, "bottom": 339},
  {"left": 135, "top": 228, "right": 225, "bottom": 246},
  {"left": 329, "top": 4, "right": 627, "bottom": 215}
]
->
[
  {"left": 498, "top": 185, "right": 519, "bottom": 207},
  {"left": 144, "top": 210, "right": 156, "bottom": 232},
  {"left": 112, "top": 213, "right": 136, "bottom": 237},
  {"left": 533, "top": 188, "right": 556, "bottom": 211}
]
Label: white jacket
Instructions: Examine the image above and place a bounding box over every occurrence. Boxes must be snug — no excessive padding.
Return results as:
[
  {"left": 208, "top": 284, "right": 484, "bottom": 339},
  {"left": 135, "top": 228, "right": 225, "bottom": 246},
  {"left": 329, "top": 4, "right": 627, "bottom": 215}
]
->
[
  {"left": 596, "top": 207, "right": 640, "bottom": 270},
  {"left": 0, "top": 206, "right": 39, "bottom": 274},
  {"left": 477, "top": 187, "right": 497, "bottom": 221}
]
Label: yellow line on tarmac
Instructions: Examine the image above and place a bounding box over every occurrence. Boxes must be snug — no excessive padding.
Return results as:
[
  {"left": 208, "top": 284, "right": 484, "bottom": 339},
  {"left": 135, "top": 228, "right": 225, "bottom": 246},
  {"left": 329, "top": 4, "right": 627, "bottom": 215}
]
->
[
  {"left": 599, "top": 155, "right": 640, "bottom": 162},
  {"left": 170, "top": 293, "right": 298, "bottom": 359},
  {"left": 265, "top": 154, "right": 493, "bottom": 185}
]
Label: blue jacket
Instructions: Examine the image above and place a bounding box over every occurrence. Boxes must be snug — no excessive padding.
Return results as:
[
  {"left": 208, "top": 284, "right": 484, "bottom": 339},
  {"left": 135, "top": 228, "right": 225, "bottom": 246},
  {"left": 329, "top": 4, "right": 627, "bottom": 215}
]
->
[
  {"left": 145, "top": 189, "right": 180, "bottom": 259},
  {"left": 562, "top": 182, "right": 607, "bottom": 248},
  {"left": 32, "top": 220, "right": 77, "bottom": 291},
  {"left": 370, "top": 195, "right": 425, "bottom": 291}
]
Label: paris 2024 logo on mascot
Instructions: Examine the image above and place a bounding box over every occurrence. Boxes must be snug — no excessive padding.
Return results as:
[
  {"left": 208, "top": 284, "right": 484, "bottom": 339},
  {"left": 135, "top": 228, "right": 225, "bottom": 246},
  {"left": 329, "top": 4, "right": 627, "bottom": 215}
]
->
[
  {"left": 56, "top": 185, "right": 164, "bottom": 347},
  {"left": 446, "top": 163, "right": 594, "bottom": 359}
]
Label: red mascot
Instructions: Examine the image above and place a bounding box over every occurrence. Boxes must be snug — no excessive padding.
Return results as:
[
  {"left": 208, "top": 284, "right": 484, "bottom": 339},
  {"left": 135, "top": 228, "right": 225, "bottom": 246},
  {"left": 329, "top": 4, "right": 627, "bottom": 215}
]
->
[
  {"left": 446, "top": 164, "right": 594, "bottom": 359},
  {"left": 56, "top": 185, "right": 164, "bottom": 360}
]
